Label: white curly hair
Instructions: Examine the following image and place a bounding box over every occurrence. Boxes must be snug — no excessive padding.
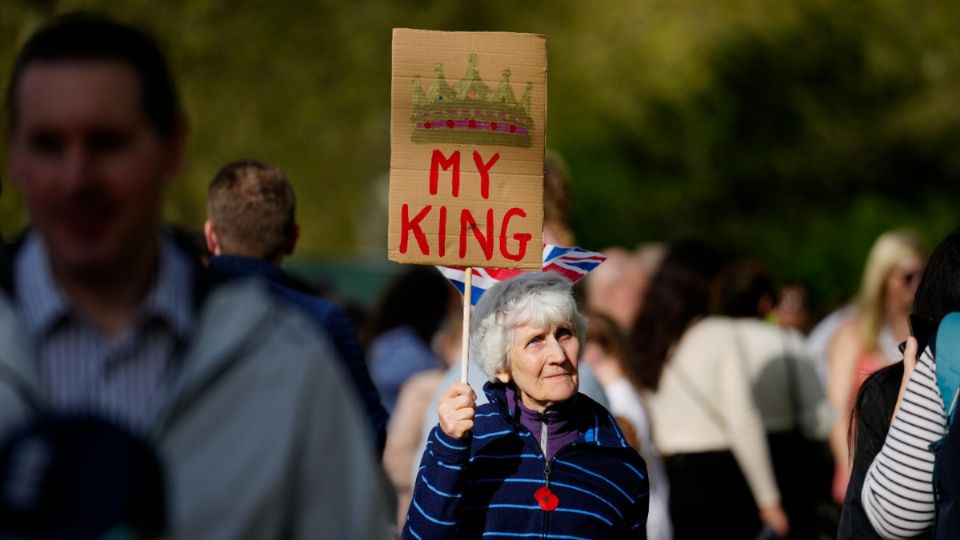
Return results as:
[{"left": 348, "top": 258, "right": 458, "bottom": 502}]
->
[{"left": 470, "top": 272, "right": 587, "bottom": 381}]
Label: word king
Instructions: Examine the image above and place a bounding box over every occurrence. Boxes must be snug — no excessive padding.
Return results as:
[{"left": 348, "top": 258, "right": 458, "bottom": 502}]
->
[{"left": 398, "top": 149, "right": 532, "bottom": 262}]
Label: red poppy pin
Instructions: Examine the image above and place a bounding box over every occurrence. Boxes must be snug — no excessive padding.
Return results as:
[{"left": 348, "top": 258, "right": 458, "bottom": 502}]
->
[{"left": 534, "top": 486, "right": 559, "bottom": 511}]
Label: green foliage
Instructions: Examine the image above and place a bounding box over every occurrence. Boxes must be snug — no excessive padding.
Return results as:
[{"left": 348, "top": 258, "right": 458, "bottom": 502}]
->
[{"left": 3, "top": 0, "right": 960, "bottom": 311}]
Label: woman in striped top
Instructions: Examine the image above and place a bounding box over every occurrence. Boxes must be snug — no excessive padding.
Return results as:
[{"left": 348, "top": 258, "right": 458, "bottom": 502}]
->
[{"left": 859, "top": 229, "right": 960, "bottom": 538}]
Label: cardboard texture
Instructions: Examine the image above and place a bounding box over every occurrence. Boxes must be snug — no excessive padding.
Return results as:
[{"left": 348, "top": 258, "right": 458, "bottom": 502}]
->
[{"left": 389, "top": 28, "right": 545, "bottom": 269}]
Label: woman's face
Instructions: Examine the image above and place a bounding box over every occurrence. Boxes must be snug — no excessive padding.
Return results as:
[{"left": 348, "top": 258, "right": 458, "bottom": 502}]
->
[
  {"left": 885, "top": 255, "right": 924, "bottom": 313},
  {"left": 496, "top": 320, "right": 580, "bottom": 412}
]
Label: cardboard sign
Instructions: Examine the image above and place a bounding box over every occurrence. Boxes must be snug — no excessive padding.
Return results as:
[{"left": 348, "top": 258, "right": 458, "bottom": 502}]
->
[{"left": 389, "top": 29, "right": 545, "bottom": 269}]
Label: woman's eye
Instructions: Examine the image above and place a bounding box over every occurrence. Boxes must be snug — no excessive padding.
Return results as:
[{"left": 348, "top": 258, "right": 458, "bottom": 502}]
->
[
  {"left": 556, "top": 328, "right": 574, "bottom": 339},
  {"left": 526, "top": 336, "right": 543, "bottom": 347}
]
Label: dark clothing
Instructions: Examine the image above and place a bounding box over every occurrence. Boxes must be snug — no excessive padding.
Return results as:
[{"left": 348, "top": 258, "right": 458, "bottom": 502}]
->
[
  {"left": 837, "top": 362, "right": 933, "bottom": 539},
  {"left": 935, "top": 406, "right": 960, "bottom": 540},
  {"left": 767, "top": 430, "right": 829, "bottom": 540},
  {"left": 402, "top": 381, "right": 649, "bottom": 539},
  {"left": 207, "top": 255, "right": 388, "bottom": 453},
  {"left": 0, "top": 416, "right": 167, "bottom": 539},
  {"left": 665, "top": 450, "right": 761, "bottom": 540}
]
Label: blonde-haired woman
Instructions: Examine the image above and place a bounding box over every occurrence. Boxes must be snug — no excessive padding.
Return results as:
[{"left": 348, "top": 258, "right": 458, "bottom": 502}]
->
[{"left": 828, "top": 230, "right": 925, "bottom": 503}]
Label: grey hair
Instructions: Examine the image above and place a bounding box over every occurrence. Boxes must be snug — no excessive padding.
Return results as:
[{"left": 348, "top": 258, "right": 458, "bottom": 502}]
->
[{"left": 470, "top": 272, "right": 587, "bottom": 381}]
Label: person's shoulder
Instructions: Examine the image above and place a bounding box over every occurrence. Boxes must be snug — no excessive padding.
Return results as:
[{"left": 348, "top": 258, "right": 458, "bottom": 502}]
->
[
  {"left": 732, "top": 318, "right": 780, "bottom": 343},
  {"left": 738, "top": 319, "right": 811, "bottom": 355},
  {"left": 574, "top": 391, "right": 610, "bottom": 415},
  {"left": 469, "top": 402, "right": 516, "bottom": 444},
  {"left": 576, "top": 401, "right": 649, "bottom": 491},
  {"left": 194, "top": 277, "right": 335, "bottom": 361},
  {"left": 678, "top": 316, "right": 737, "bottom": 352},
  {"left": 689, "top": 316, "right": 736, "bottom": 336},
  {"left": 475, "top": 401, "right": 501, "bottom": 417},
  {"left": 857, "top": 362, "right": 903, "bottom": 428},
  {"left": 272, "top": 278, "right": 339, "bottom": 320},
  {"left": 405, "top": 369, "right": 447, "bottom": 396},
  {"left": 833, "top": 313, "right": 866, "bottom": 343},
  {"left": 574, "top": 392, "right": 640, "bottom": 449}
]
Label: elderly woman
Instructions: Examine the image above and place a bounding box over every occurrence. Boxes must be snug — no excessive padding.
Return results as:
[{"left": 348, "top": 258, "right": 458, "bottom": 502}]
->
[{"left": 402, "top": 272, "right": 649, "bottom": 539}]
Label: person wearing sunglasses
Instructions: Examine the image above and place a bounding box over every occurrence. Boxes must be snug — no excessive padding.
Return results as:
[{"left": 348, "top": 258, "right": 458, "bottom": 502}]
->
[{"left": 826, "top": 230, "right": 925, "bottom": 505}]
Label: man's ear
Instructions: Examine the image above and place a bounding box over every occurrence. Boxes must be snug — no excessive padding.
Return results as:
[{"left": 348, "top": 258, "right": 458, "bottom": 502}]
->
[
  {"left": 203, "top": 220, "right": 221, "bottom": 255},
  {"left": 284, "top": 223, "right": 300, "bottom": 256}
]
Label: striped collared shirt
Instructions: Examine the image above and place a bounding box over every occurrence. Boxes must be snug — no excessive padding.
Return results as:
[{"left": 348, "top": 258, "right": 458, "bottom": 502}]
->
[{"left": 14, "top": 232, "right": 194, "bottom": 433}]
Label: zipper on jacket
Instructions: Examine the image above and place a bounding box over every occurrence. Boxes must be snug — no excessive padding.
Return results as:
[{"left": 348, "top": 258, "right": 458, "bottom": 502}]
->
[
  {"left": 540, "top": 414, "right": 549, "bottom": 458},
  {"left": 541, "top": 459, "right": 551, "bottom": 539},
  {"left": 540, "top": 414, "right": 550, "bottom": 539}
]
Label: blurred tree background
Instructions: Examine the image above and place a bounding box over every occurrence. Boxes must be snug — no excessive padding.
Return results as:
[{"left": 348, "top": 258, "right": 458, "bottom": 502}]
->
[{"left": 3, "top": 0, "right": 960, "bottom": 313}]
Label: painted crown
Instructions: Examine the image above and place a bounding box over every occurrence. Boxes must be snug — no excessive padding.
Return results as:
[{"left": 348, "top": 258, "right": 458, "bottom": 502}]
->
[{"left": 410, "top": 54, "right": 534, "bottom": 148}]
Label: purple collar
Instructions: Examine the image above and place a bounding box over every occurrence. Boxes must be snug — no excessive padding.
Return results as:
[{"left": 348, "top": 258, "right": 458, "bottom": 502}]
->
[{"left": 505, "top": 386, "right": 581, "bottom": 462}]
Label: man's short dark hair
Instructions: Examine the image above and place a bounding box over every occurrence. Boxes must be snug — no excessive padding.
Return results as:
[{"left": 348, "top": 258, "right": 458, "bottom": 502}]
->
[
  {"left": 6, "top": 13, "right": 182, "bottom": 138},
  {"left": 208, "top": 160, "right": 297, "bottom": 261}
]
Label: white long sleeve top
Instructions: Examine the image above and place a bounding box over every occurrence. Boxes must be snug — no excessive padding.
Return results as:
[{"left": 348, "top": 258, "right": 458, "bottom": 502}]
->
[{"left": 644, "top": 317, "right": 781, "bottom": 508}]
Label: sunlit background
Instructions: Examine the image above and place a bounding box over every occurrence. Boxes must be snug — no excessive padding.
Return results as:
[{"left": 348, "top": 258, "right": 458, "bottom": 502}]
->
[{"left": 3, "top": 0, "right": 960, "bottom": 311}]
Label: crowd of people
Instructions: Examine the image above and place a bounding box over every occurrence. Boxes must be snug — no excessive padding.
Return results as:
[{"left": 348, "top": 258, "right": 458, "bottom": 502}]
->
[{"left": 4, "top": 12, "right": 960, "bottom": 540}]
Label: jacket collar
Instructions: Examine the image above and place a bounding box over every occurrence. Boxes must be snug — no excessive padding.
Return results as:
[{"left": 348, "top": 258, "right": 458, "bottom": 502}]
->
[
  {"left": 0, "top": 293, "right": 45, "bottom": 411},
  {"left": 149, "top": 279, "right": 278, "bottom": 440},
  {"left": 208, "top": 255, "right": 287, "bottom": 284},
  {"left": 482, "top": 381, "right": 631, "bottom": 450}
]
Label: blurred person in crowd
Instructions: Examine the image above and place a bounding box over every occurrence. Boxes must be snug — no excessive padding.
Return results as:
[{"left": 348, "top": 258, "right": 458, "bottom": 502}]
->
[
  {"left": 718, "top": 260, "right": 833, "bottom": 539},
  {"left": 807, "top": 304, "right": 856, "bottom": 386},
  {"left": 204, "top": 159, "right": 388, "bottom": 453},
  {"left": 844, "top": 230, "right": 960, "bottom": 538},
  {"left": 827, "top": 230, "right": 925, "bottom": 503},
  {"left": 586, "top": 247, "right": 648, "bottom": 333},
  {"left": 775, "top": 283, "right": 810, "bottom": 333},
  {"left": 403, "top": 273, "right": 649, "bottom": 538},
  {"left": 636, "top": 242, "right": 666, "bottom": 277},
  {"left": 630, "top": 240, "right": 788, "bottom": 539},
  {"left": 0, "top": 15, "right": 391, "bottom": 539},
  {"left": 585, "top": 242, "right": 664, "bottom": 336},
  {"left": 367, "top": 265, "right": 454, "bottom": 412},
  {"left": 584, "top": 312, "right": 672, "bottom": 540},
  {"left": 543, "top": 150, "right": 575, "bottom": 246},
  {"left": 384, "top": 309, "right": 463, "bottom": 527}
]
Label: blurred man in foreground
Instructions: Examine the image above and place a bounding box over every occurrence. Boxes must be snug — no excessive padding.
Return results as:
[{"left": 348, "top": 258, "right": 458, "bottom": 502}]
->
[{"left": 1, "top": 14, "right": 390, "bottom": 539}]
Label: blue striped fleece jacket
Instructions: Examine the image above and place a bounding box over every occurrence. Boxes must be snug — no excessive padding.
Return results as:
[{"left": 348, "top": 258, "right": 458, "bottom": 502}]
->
[{"left": 402, "top": 382, "right": 649, "bottom": 539}]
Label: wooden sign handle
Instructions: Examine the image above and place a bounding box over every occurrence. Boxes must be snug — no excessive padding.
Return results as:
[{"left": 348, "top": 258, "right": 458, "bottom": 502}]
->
[{"left": 460, "top": 268, "right": 472, "bottom": 384}]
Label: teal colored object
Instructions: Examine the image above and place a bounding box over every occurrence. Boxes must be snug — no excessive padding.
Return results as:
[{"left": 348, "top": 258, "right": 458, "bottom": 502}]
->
[{"left": 936, "top": 313, "right": 960, "bottom": 424}]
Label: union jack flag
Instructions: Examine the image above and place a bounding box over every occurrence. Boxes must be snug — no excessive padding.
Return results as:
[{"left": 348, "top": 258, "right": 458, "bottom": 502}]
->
[{"left": 436, "top": 245, "right": 607, "bottom": 306}]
